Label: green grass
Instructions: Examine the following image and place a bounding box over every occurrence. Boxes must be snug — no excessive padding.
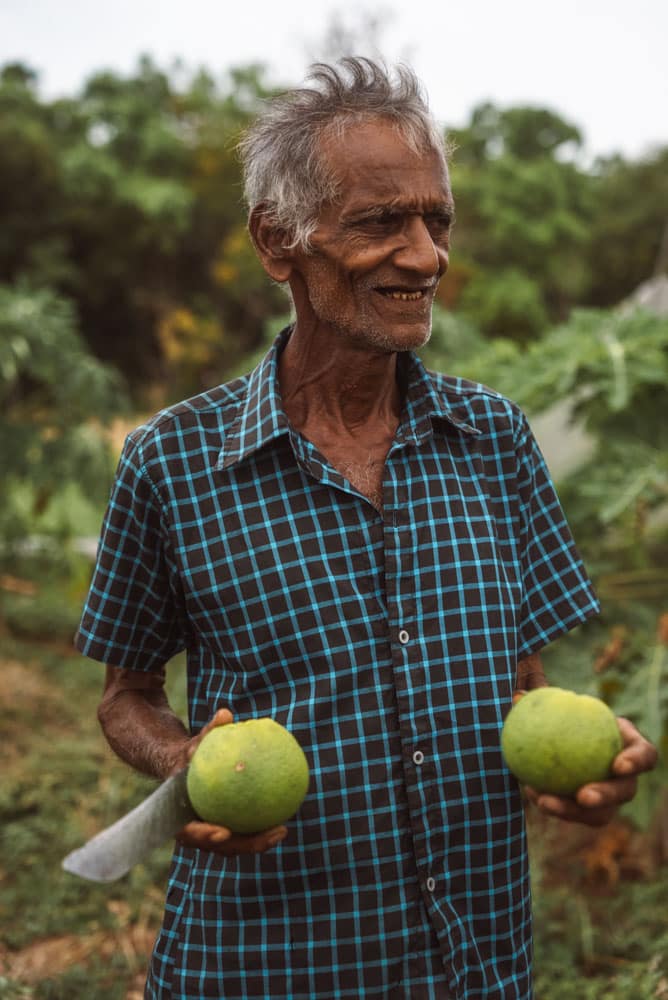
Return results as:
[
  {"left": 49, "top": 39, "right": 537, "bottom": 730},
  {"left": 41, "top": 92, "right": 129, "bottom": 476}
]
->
[
  {"left": 0, "top": 619, "right": 187, "bottom": 997},
  {"left": 529, "top": 817, "right": 668, "bottom": 999}
]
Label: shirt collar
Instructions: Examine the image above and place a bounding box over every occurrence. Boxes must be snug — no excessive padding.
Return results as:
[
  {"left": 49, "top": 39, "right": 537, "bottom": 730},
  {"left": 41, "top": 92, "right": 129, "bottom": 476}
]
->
[
  {"left": 398, "top": 350, "right": 482, "bottom": 444},
  {"left": 215, "top": 329, "right": 291, "bottom": 471},
  {"left": 216, "top": 326, "right": 479, "bottom": 471}
]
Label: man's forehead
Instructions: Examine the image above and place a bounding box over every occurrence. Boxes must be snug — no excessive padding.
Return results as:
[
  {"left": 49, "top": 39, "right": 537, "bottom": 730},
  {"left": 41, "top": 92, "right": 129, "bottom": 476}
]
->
[
  {"left": 342, "top": 185, "right": 454, "bottom": 213},
  {"left": 320, "top": 120, "right": 452, "bottom": 211},
  {"left": 323, "top": 120, "right": 446, "bottom": 168}
]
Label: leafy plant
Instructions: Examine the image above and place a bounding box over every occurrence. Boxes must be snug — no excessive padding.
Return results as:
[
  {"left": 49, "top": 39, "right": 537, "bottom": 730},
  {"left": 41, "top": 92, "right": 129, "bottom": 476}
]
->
[
  {"left": 0, "top": 631, "right": 187, "bottom": 998},
  {"left": 465, "top": 306, "right": 668, "bottom": 571},
  {"left": 461, "top": 304, "right": 668, "bottom": 830},
  {"left": 0, "top": 282, "right": 126, "bottom": 559}
]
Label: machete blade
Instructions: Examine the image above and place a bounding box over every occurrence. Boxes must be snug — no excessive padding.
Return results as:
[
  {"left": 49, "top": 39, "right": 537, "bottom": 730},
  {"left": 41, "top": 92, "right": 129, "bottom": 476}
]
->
[{"left": 62, "top": 769, "right": 196, "bottom": 882}]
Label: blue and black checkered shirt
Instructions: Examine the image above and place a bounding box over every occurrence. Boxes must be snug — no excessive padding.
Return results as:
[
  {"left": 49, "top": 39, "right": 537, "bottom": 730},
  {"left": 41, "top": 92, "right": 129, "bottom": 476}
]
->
[{"left": 77, "top": 329, "right": 599, "bottom": 999}]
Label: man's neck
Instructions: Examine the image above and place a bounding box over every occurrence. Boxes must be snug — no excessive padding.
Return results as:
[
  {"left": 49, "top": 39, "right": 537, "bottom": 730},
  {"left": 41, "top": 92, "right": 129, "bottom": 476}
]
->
[{"left": 278, "top": 322, "right": 403, "bottom": 437}]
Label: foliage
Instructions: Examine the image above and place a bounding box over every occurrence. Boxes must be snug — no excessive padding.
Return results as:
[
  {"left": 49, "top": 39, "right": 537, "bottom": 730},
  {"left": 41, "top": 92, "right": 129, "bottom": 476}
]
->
[
  {"left": 447, "top": 103, "right": 595, "bottom": 338},
  {"left": 0, "top": 58, "right": 285, "bottom": 398},
  {"left": 0, "top": 625, "right": 187, "bottom": 996},
  {"left": 447, "top": 101, "right": 667, "bottom": 341},
  {"left": 460, "top": 304, "right": 668, "bottom": 829},
  {"left": 450, "top": 153, "right": 593, "bottom": 337},
  {"left": 585, "top": 149, "right": 668, "bottom": 308},
  {"left": 530, "top": 823, "right": 668, "bottom": 1000},
  {"left": 457, "top": 267, "right": 550, "bottom": 341},
  {"left": 1, "top": 59, "right": 666, "bottom": 402},
  {"left": 421, "top": 303, "right": 486, "bottom": 372},
  {"left": 0, "top": 282, "right": 125, "bottom": 556},
  {"left": 449, "top": 102, "right": 584, "bottom": 164},
  {"left": 2, "top": 589, "right": 83, "bottom": 644},
  {"left": 464, "top": 306, "right": 668, "bottom": 571}
]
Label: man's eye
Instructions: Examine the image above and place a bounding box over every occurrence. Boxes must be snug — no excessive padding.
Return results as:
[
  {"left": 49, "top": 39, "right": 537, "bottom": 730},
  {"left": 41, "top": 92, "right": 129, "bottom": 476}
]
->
[
  {"left": 426, "top": 213, "right": 452, "bottom": 236},
  {"left": 359, "top": 213, "right": 399, "bottom": 230}
]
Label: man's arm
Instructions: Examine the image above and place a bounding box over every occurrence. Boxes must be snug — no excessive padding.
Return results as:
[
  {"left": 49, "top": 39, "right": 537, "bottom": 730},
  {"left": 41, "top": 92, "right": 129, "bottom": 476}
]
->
[
  {"left": 515, "top": 652, "right": 548, "bottom": 693},
  {"left": 98, "top": 665, "right": 192, "bottom": 779},
  {"left": 514, "top": 653, "right": 658, "bottom": 827},
  {"left": 98, "top": 666, "right": 287, "bottom": 855}
]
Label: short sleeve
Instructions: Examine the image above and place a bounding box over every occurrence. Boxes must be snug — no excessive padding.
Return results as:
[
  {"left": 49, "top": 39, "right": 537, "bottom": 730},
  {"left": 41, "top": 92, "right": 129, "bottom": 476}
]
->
[
  {"left": 515, "top": 414, "right": 600, "bottom": 658},
  {"left": 75, "top": 434, "right": 186, "bottom": 671}
]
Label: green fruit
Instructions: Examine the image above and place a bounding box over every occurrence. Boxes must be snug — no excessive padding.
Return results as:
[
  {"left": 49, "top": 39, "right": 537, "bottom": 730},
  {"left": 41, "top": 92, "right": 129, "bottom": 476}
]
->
[
  {"left": 187, "top": 718, "right": 310, "bottom": 834},
  {"left": 501, "top": 687, "right": 623, "bottom": 796}
]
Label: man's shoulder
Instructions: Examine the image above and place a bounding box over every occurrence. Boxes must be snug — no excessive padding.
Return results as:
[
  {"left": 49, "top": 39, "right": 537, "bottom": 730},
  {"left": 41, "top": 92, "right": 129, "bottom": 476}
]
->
[
  {"left": 123, "top": 373, "right": 251, "bottom": 462},
  {"left": 424, "top": 367, "right": 526, "bottom": 437}
]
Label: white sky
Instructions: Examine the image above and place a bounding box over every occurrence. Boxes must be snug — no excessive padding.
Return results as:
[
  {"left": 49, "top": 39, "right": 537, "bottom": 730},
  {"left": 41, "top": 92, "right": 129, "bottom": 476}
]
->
[{"left": 2, "top": 0, "right": 667, "bottom": 161}]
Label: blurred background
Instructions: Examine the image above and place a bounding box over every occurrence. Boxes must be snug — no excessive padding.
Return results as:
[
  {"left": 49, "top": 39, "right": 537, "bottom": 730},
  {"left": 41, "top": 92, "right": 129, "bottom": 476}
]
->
[{"left": 1, "top": 2, "right": 667, "bottom": 997}]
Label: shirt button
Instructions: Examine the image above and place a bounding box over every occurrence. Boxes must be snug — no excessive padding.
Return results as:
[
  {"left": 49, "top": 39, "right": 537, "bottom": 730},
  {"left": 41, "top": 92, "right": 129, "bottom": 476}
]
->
[
  {"left": 412, "top": 750, "right": 424, "bottom": 765},
  {"left": 426, "top": 877, "right": 436, "bottom": 893},
  {"left": 398, "top": 629, "right": 410, "bottom": 644}
]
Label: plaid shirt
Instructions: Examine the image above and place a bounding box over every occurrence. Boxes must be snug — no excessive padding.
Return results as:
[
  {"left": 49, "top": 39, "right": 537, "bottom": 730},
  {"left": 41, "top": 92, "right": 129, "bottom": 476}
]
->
[{"left": 77, "top": 329, "right": 599, "bottom": 999}]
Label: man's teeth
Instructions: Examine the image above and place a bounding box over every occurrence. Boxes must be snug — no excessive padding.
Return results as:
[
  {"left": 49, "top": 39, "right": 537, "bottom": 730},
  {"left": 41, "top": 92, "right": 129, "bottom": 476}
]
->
[{"left": 381, "top": 289, "right": 424, "bottom": 301}]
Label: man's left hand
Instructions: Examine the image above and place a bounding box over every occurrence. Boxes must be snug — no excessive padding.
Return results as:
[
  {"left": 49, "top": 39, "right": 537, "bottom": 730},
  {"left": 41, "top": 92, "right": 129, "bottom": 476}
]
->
[{"left": 524, "top": 717, "right": 659, "bottom": 826}]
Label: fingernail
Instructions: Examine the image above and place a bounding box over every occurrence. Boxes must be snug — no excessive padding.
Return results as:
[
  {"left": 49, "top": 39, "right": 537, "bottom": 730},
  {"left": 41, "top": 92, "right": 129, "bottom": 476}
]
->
[
  {"left": 538, "top": 796, "right": 559, "bottom": 813},
  {"left": 268, "top": 834, "right": 285, "bottom": 848},
  {"left": 581, "top": 789, "right": 603, "bottom": 806}
]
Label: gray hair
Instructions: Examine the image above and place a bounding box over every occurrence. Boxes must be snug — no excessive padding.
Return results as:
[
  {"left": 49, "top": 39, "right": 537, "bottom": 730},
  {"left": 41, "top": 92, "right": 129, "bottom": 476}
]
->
[{"left": 238, "top": 56, "right": 451, "bottom": 251}]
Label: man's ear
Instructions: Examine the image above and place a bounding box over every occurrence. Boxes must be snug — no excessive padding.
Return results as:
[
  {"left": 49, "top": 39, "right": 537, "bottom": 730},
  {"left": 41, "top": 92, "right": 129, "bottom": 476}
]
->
[{"left": 249, "top": 206, "right": 295, "bottom": 283}]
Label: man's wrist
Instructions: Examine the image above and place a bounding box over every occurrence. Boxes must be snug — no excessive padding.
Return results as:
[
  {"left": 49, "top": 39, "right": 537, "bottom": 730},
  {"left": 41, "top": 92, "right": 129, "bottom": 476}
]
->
[{"left": 163, "top": 737, "right": 193, "bottom": 778}]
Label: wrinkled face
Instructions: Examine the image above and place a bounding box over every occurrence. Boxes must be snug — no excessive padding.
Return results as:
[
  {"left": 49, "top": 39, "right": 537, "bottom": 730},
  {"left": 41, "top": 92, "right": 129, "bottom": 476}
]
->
[{"left": 290, "top": 120, "right": 454, "bottom": 353}]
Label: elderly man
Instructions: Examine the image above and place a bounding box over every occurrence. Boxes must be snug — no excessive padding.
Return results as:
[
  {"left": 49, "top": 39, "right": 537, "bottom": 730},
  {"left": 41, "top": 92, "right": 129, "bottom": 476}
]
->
[{"left": 77, "top": 58, "right": 656, "bottom": 999}]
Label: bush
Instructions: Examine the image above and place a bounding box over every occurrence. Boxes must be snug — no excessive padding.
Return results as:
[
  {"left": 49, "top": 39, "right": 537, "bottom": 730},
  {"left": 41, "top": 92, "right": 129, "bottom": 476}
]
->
[{"left": 0, "top": 282, "right": 127, "bottom": 559}]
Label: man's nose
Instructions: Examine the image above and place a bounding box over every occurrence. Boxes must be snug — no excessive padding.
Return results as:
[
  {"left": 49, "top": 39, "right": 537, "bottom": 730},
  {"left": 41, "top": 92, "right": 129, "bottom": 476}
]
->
[{"left": 392, "top": 216, "right": 446, "bottom": 276}]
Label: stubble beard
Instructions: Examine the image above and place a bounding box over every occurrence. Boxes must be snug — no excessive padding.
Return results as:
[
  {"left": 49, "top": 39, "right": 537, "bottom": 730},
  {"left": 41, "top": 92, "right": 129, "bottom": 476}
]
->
[
  {"left": 307, "top": 271, "right": 435, "bottom": 355},
  {"left": 352, "top": 316, "right": 434, "bottom": 354}
]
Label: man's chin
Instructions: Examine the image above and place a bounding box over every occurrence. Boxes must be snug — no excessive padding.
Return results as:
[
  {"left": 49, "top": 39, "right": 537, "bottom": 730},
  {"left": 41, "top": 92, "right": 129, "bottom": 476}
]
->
[{"left": 360, "top": 322, "right": 432, "bottom": 354}]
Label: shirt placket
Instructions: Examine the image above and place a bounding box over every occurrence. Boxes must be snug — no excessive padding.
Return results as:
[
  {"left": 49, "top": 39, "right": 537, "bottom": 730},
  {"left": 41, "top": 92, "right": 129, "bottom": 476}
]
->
[{"left": 382, "top": 439, "right": 444, "bottom": 943}]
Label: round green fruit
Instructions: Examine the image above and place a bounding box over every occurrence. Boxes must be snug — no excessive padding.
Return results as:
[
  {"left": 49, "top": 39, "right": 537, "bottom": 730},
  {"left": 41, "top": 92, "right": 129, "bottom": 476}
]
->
[
  {"left": 501, "top": 687, "right": 623, "bottom": 796},
  {"left": 187, "top": 717, "right": 310, "bottom": 834}
]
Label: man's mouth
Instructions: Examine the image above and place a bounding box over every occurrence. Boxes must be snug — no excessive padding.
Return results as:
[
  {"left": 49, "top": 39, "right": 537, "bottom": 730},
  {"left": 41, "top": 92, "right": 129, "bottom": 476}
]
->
[{"left": 376, "top": 287, "right": 430, "bottom": 301}]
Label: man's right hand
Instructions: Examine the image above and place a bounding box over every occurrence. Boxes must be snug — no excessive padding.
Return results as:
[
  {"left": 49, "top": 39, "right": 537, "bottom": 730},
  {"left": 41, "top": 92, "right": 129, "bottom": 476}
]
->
[
  {"left": 175, "top": 819, "right": 288, "bottom": 855},
  {"left": 99, "top": 670, "right": 287, "bottom": 856},
  {"left": 174, "top": 707, "right": 288, "bottom": 855}
]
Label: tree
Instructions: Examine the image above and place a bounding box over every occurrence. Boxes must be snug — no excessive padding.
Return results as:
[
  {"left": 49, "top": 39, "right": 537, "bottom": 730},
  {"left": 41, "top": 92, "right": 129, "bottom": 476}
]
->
[
  {"left": 0, "top": 282, "right": 126, "bottom": 552},
  {"left": 0, "top": 64, "right": 64, "bottom": 284},
  {"left": 450, "top": 102, "right": 583, "bottom": 164},
  {"left": 447, "top": 103, "right": 595, "bottom": 339},
  {"left": 584, "top": 148, "right": 668, "bottom": 308},
  {"left": 0, "top": 59, "right": 285, "bottom": 399}
]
